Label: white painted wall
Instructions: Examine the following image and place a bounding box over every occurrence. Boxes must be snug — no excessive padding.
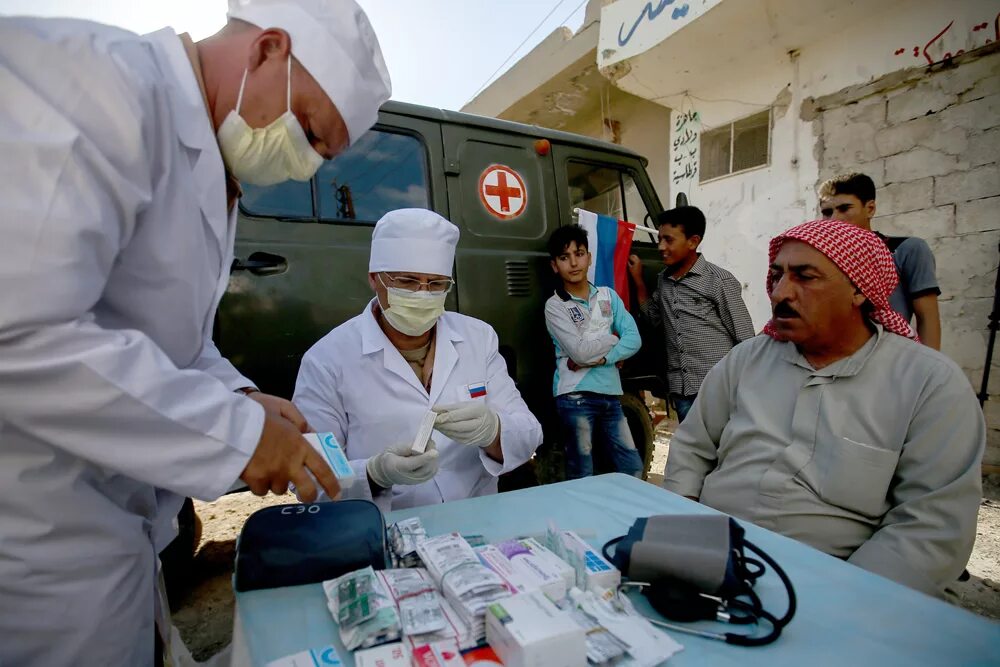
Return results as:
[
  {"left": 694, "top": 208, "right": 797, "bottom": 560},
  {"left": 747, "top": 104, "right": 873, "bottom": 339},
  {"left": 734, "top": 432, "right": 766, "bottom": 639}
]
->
[
  {"left": 641, "top": 0, "right": 1000, "bottom": 328},
  {"left": 663, "top": 50, "right": 813, "bottom": 328}
]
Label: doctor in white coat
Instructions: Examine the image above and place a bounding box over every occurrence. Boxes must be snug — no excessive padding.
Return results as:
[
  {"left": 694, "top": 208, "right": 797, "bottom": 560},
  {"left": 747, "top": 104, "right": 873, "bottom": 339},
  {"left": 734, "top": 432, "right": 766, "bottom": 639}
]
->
[
  {"left": 295, "top": 209, "right": 543, "bottom": 511},
  {"left": 0, "top": 1, "right": 390, "bottom": 665}
]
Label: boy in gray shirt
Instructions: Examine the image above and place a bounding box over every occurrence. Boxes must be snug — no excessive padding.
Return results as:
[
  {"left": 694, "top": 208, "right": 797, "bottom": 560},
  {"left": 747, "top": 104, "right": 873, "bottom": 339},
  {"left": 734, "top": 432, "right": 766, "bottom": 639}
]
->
[{"left": 819, "top": 172, "right": 941, "bottom": 349}]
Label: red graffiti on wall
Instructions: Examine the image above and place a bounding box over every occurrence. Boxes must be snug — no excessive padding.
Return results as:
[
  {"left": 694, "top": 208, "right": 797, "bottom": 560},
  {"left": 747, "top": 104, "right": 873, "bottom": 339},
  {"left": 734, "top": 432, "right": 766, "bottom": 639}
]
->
[{"left": 892, "top": 13, "right": 999, "bottom": 64}]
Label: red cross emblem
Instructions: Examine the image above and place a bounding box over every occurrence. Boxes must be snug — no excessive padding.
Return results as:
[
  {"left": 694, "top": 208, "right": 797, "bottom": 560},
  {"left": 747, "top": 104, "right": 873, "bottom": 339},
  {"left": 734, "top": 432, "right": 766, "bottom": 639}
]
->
[{"left": 478, "top": 164, "right": 527, "bottom": 220}]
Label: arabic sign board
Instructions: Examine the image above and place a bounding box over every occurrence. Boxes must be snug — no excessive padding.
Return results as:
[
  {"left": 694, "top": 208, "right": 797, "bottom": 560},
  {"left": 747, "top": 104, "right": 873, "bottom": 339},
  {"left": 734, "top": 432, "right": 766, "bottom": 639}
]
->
[
  {"left": 671, "top": 109, "right": 700, "bottom": 187},
  {"left": 598, "top": 0, "right": 724, "bottom": 67}
]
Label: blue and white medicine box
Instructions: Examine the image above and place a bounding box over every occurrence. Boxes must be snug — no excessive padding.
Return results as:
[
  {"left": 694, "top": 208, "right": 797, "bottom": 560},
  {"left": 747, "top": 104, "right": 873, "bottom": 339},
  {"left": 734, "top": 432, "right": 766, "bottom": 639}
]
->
[
  {"left": 560, "top": 530, "right": 621, "bottom": 591},
  {"left": 265, "top": 645, "right": 342, "bottom": 667},
  {"left": 303, "top": 432, "right": 356, "bottom": 488}
]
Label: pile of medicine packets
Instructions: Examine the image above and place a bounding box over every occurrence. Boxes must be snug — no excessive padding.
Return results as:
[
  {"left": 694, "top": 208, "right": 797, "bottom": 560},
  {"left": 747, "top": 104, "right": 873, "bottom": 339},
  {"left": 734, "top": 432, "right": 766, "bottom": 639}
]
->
[
  {"left": 417, "top": 533, "right": 509, "bottom": 643},
  {"left": 316, "top": 521, "right": 682, "bottom": 667},
  {"left": 323, "top": 567, "right": 401, "bottom": 650},
  {"left": 389, "top": 517, "right": 427, "bottom": 568}
]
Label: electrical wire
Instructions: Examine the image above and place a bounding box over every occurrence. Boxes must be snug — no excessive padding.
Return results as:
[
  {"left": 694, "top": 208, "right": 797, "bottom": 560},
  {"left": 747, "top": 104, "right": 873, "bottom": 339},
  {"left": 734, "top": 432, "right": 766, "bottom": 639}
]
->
[{"left": 467, "top": 0, "right": 587, "bottom": 102}]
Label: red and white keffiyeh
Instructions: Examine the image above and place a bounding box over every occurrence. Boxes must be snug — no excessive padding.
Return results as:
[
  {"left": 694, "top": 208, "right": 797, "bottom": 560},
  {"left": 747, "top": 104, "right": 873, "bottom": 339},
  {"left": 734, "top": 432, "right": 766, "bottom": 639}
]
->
[{"left": 763, "top": 219, "right": 917, "bottom": 341}]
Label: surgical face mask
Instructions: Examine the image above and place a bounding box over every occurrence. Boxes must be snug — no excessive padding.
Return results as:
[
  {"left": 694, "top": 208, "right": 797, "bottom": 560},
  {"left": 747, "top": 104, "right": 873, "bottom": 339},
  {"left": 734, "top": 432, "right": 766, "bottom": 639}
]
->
[
  {"left": 378, "top": 275, "right": 447, "bottom": 336},
  {"left": 217, "top": 57, "right": 324, "bottom": 186}
]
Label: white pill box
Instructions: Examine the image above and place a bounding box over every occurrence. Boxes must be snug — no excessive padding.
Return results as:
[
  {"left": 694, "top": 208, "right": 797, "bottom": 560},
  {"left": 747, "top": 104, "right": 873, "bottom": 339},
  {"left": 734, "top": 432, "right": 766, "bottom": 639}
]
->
[
  {"left": 411, "top": 411, "right": 437, "bottom": 454},
  {"left": 354, "top": 642, "right": 409, "bottom": 667},
  {"left": 515, "top": 538, "right": 577, "bottom": 592},
  {"left": 485, "top": 592, "right": 587, "bottom": 667},
  {"left": 560, "top": 531, "right": 620, "bottom": 592},
  {"left": 303, "top": 432, "right": 356, "bottom": 488},
  {"left": 476, "top": 544, "right": 566, "bottom": 600},
  {"left": 485, "top": 539, "right": 574, "bottom": 600}
]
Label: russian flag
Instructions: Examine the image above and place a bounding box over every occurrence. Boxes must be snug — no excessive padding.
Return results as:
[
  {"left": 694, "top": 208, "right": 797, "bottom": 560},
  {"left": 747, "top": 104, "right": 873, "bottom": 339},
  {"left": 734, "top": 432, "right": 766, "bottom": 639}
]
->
[{"left": 577, "top": 209, "right": 637, "bottom": 309}]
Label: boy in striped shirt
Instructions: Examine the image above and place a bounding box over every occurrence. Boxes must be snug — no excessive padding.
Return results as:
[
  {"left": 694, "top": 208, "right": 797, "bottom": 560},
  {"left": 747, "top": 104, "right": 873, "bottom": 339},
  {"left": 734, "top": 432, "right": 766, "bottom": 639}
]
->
[
  {"left": 545, "top": 224, "right": 644, "bottom": 479},
  {"left": 628, "top": 206, "right": 755, "bottom": 422}
]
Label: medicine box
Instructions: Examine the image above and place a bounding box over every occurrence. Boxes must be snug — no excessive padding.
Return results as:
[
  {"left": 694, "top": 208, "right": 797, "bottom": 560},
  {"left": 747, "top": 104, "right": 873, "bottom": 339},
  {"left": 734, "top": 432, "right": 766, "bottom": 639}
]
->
[
  {"left": 411, "top": 640, "right": 465, "bottom": 667},
  {"left": 560, "top": 531, "right": 620, "bottom": 592},
  {"left": 265, "top": 645, "right": 342, "bottom": 667},
  {"left": 476, "top": 545, "right": 537, "bottom": 595},
  {"left": 515, "top": 538, "right": 576, "bottom": 592},
  {"left": 411, "top": 411, "right": 437, "bottom": 454},
  {"left": 488, "top": 540, "right": 569, "bottom": 600},
  {"left": 461, "top": 647, "right": 503, "bottom": 665},
  {"left": 303, "top": 432, "right": 356, "bottom": 488},
  {"left": 354, "top": 642, "right": 409, "bottom": 667},
  {"left": 485, "top": 592, "right": 587, "bottom": 667}
]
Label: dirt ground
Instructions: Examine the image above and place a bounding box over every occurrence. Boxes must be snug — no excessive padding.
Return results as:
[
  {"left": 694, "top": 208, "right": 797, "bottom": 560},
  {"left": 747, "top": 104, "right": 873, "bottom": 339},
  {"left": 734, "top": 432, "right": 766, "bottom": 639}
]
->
[{"left": 172, "top": 420, "right": 1000, "bottom": 661}]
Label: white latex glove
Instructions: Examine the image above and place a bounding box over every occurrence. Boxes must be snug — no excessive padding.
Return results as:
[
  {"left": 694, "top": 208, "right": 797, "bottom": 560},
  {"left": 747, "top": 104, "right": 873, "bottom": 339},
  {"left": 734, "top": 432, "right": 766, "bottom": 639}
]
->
[
  {"left": 431, "top": 402, "right": 500, "bottom": 448},
  {"left": 366, "top": 440, "right": 439, "bottom": 489}
]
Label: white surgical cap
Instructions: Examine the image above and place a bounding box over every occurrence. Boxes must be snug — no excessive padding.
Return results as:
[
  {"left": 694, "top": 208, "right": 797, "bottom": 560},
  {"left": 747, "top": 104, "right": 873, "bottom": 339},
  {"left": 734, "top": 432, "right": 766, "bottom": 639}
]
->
[
  {"left": 370, "top": 209, "right": 459, "bottom": 277},
  {"left": 228, "top": 0, "right": 392, "bottom": 145}
]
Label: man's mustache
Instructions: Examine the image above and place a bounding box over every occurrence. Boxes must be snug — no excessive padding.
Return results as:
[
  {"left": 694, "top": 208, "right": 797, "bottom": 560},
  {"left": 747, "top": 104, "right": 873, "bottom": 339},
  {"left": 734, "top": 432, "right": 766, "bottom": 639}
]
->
[{"left": 773, "top": 301, "right": 800, "bottom": 318}]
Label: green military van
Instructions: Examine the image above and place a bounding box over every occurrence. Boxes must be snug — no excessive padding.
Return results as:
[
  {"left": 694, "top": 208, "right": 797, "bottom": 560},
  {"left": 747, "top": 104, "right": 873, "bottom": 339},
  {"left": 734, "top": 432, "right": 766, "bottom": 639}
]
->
[
  {"left": 163, "top": 102, "right": 673, "bottom": 592},
  {"left": 216, "top": 99, "right": 669, "bottom": 483}
]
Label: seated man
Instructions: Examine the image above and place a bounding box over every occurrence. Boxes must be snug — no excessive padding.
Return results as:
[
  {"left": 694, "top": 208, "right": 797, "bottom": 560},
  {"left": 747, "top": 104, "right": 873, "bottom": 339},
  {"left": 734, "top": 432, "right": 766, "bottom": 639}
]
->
[
  {"left": 664, "top": 219, "right": 984, "bottom": 597},
  {"left": 294, "top": 208, "right": 542, "bottom": 511}
]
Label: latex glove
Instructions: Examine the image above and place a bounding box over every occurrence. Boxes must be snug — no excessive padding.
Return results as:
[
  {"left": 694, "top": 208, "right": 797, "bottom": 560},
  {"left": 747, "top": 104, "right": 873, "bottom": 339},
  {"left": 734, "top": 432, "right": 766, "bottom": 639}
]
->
[
  {"left": 432, "top": 402, "right": 500, "bottom": 448},
  {"left": 366, "top": 440, "right": 439, "bottom": 489}
]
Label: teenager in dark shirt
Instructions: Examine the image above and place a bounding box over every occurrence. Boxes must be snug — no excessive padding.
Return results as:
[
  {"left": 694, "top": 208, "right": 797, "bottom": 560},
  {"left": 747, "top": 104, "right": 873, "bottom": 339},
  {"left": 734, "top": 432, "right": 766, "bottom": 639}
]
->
[{"left": 819, "top": 172, "right": 941, "bottom": 349}]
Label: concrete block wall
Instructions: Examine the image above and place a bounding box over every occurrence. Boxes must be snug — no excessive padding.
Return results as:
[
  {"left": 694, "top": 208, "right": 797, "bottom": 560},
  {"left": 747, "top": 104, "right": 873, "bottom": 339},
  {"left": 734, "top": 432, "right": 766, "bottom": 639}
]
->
[{"left": 814, "top": 46, "right": 1000, "bottom": 465}]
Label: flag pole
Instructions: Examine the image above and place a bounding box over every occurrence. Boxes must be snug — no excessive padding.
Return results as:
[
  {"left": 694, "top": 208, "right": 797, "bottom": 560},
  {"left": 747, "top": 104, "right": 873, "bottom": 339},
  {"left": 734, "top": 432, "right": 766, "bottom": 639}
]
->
[{"left": 573, "top": 207, "right": 659, "bottom": 236}]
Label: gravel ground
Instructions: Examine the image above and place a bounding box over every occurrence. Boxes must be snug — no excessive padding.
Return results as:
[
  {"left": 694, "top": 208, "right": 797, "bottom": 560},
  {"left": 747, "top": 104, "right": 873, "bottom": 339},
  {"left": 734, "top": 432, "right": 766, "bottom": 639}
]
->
[{"left": 173, "top": 419, "right": 1000, "bottom": 661}]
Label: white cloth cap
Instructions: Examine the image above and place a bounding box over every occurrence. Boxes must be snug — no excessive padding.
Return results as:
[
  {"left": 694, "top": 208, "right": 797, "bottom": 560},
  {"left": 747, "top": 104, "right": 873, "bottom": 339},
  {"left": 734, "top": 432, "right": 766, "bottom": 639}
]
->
[
  {"left": 227, "top": 0, "right": 391, "bottom": 145},
  {"left": 369, "top": 209, "right": 459, "bottom": 277}
]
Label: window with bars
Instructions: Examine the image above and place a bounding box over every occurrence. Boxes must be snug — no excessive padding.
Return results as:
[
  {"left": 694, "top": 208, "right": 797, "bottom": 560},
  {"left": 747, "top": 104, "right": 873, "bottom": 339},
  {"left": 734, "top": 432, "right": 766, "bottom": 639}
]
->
[{"left": 699, "top": 109, "right": 771, "bottom": 182}]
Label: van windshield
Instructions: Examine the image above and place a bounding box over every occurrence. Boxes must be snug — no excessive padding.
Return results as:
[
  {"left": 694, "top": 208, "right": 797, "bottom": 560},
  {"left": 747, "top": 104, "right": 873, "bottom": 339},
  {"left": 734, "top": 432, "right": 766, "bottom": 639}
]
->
[{"left": 566, "top": 162, "right": 656, "bottom": 243}]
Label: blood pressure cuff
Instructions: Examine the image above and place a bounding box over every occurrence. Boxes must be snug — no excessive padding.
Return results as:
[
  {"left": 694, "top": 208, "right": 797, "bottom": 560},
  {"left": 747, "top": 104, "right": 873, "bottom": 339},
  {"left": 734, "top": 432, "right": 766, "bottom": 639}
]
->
[
  {"left": 605, "top": 514, "right": 796, "bottom": 645},
  {"left": 234, "top": 499, "right": 389, "bottom": 592},
  {"left": 608, "top": 514, "right": 747, "bottom": 597}
]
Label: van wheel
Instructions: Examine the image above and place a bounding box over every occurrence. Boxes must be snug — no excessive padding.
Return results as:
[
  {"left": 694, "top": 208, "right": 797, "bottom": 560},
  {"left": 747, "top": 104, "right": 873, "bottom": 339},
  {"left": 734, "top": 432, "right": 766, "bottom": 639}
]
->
[{"left": 620, "top": 392, "right": 654, "bottom": 479}]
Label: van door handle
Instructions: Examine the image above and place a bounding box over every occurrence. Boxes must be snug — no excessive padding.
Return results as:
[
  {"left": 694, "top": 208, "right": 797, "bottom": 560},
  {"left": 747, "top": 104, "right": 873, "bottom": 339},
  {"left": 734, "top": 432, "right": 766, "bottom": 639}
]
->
[{"left": 231, "top": 251, "right": 287, "bottom": 276}]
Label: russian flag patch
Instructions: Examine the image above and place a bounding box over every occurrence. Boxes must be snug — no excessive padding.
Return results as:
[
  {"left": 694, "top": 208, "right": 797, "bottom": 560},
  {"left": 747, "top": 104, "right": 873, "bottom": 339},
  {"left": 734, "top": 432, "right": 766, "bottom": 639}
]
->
[{"left": 468, "top": 382, "right": 487, "bottom": 399}]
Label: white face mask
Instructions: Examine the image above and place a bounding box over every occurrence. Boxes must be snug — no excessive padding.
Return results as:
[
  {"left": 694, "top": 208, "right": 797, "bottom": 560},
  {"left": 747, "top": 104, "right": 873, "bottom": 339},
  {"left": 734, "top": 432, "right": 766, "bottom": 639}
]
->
[
  {"left": 378, "top": 276, "right": 447, "bottom": 336},
  {"left": 217, "top": 57, "right": 324, "bottom": 186}
]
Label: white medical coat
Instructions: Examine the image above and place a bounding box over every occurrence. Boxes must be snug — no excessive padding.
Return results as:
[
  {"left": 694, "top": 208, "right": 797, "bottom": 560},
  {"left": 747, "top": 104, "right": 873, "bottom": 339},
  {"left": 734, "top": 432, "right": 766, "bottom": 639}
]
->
[
  {"left": 294, "top": 303, "right": 543, "bottom": 512},
  {"left": 0, "top": 19, "right": 264, "bottom": 666}
]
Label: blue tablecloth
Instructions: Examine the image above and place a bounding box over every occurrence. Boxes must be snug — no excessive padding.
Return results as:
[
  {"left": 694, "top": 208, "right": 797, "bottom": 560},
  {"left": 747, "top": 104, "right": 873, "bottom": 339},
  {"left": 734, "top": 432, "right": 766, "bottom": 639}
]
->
[{"left": 234, "top": 474, "right": 1000, "bottom": 666}]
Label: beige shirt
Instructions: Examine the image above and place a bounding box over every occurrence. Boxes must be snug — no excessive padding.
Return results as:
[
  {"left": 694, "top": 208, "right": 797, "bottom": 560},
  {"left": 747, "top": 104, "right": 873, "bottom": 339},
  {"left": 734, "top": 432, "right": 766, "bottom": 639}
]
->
[
  {"left": 400, "top": 336, "right": 434, "bottom": 392},
  {"left": 664, "top": 327, "right": 985, "bottom": 597}
]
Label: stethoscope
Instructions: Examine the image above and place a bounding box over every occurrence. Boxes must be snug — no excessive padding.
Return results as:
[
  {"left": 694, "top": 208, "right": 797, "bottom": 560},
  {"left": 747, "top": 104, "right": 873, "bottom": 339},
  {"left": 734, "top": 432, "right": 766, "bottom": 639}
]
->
[{"left": 603, "top": 537, "right": 797, "bottom": 646}]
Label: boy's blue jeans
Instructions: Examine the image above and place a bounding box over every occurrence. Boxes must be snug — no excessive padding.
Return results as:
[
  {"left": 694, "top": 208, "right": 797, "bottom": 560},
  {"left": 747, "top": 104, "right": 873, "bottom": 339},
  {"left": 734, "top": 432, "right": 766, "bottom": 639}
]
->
[
  {"left": 556, "top": 392, "right": 644, "bottom": 479},
  {"left": 671, "top": 394, "right": 697, "bottom": 423}
]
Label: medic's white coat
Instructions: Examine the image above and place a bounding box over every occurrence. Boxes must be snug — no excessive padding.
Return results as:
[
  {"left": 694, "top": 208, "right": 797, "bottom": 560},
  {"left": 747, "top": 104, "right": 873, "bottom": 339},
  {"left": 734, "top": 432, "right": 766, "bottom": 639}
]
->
[
  {"left": 0, "top": 20, "right": 264, "bottom": 666},
  {"left": 294, "top": 304, "right": 543, "bottom": 511}
]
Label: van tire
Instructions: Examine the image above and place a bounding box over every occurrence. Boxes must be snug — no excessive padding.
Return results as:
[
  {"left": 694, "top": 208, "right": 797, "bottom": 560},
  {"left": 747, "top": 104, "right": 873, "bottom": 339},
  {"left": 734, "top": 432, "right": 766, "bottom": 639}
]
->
[{"left": 620, "top": 392, "right": 654, "bottom": 479}]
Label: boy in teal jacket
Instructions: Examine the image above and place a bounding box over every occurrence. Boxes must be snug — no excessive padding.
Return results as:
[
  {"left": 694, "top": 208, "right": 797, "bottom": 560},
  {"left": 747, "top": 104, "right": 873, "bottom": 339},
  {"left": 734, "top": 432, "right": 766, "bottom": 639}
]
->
[{"left": 545, "top": 224, "right": 643, "bottom": 479}]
